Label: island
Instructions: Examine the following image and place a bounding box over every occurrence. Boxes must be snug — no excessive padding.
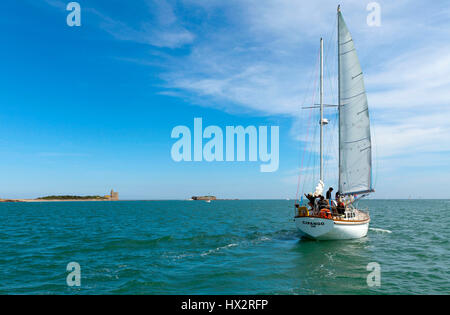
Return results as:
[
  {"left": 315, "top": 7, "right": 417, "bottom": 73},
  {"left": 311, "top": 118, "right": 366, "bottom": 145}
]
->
[
  {"left": 0, "top": 189, "right": 119, "bottom": 202},
  {"left": 191, "top": 196, "right": 216, "bottom": 201}
]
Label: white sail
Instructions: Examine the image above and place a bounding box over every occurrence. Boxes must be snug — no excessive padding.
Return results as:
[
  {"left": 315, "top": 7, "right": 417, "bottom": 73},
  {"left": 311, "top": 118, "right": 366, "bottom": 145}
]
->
[{"left": 338, "top": 11, "right": 372, "bottom": 195}]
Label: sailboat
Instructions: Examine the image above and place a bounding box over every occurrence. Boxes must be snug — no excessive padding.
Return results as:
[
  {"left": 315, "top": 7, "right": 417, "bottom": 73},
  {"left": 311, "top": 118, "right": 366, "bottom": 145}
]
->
[{"left": 294, "top": 6, "right": 373, "bottom": 240}]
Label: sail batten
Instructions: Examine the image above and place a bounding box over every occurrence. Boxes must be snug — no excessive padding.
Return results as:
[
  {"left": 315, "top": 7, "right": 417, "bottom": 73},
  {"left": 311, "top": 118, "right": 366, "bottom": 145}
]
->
[
  {"left": 342, "top": 189, "right": 375, "bottom": 196},
  {"left": 338, "top": 11, "right": 372, "bottom": 195}
]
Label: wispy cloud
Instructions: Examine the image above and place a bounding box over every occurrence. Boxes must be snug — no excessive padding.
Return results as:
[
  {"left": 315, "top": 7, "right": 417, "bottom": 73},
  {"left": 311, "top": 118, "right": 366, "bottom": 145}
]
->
[
  {"left": 45, "top": 0, "right": 194, "bottom": 48},
  {"left": 44, "top": 0, "right": 66, "bottom": 10},
  {"left": 99, "top": 0, "right": 194, "bottom": 48},
  {"left": 367, "top": 47, "right": 450, "bottom": 111},
  {"left": 160, "top": 0, "right": 450, "bottom": 161},
  {"left": 37, "top": 152, "right": 89, "bottom": 157}
]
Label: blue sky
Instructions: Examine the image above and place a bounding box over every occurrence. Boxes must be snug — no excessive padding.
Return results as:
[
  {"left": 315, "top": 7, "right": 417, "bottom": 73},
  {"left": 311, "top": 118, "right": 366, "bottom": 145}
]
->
[{"left": 0, "top": 0, "right": 449, "bottom": 199}]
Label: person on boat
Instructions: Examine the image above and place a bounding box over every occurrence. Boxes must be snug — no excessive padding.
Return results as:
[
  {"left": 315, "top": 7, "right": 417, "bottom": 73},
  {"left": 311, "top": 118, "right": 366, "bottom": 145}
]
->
[
  {"left": 326, "top": 187, "right": 333, "bottom": 200},
  {"left": 335, "top": 190, "right": 341, "bottom": 201},
  {"left": 336, "top": 197, "right": 345, "bottom": 215},
  {"left": 304, "top": 193, "right": 316, "bottom": 208},
  {"left": 318, "top": 195, "right": 329, "bottom": 209}
]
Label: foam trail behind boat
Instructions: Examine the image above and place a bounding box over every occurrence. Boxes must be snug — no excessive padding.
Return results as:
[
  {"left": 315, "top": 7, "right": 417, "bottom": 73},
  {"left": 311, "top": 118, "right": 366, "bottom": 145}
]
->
[{"left": 369, "top": 227, "right": 392, "bottom": 234}]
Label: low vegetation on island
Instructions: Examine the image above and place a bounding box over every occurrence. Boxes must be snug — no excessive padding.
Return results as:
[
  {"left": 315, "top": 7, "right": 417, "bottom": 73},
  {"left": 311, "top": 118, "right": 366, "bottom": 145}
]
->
[
  {"left": 191, "top": 196, "right": 216, "bottom": 201},
  {"left": 37, "top": 195, "right": 107, "bottom": 200}
]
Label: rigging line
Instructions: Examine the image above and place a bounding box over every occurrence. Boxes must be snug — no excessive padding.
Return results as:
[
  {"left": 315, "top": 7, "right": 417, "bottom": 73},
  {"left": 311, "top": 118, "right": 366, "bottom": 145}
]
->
[
  {"left": 301, "top": 56, "right": 320, "bottom": 196},
  {"left": 310, "top": 22, "right": 335, "bottom": 191},
  {"left": 370, "top": 109, "right": 378, "bottom": 191},
  {"left": 324, "top": 109, "right": 338, "bottom": 188},
  {"left": 306, "top": 125, "right": 317, "bottom": 195},
  {"left": 329, "top": 30, "right": 338, "bottom": 103},
  {"left": 303, "top": 101, "right": 319, "bottom": 196},
  {"left": 325, "top": 110, "right": 338, "bottom": 161},
  {"left": 301, "top": 20, "right": 337, "bottom": 196},
  {"left": 296, "top": 105, "right": 314, "bottom": 196},
  {"left": 297, "top": 45, "right": 322, "bottom": 112},
  {"left": 326, "top": 78, "right": 339, "bottom": 185},
  {"left": 295, "top": 46, "right": 321, "bottom": 201},
  {"left": 295, "top": 97, "right": 314, "bottom": 201},
  {"left": 319, "top": 16, "right": 338, "bottom": 190},
  {"left": 297, "top": 121, "right": 316, "bottom": 200},
  {"left": 324, "top": 69, "right": 338, "bottom": 181},
  {"left": 324, "top": 14, "right": 337, "bottom": 97},
  {"left": 303, "top": 129, "right": 314, "bottom": 194},
  {"left": 295, "top": 89, "right": 316, "bottom": 199},
  {"left": 325, "top": 19, "right": 338, "bottom": 121}
]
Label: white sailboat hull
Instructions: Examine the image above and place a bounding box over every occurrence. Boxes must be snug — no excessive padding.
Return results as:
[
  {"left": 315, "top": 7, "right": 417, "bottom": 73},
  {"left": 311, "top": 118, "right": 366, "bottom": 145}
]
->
[{"left": 294, "top": 217, "right": 369, "bottom": 240}]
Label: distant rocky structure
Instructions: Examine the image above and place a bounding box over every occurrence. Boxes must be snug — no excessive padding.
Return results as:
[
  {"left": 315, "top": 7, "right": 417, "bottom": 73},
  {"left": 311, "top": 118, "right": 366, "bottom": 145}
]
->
[
  {"left": 0, "top": 198, "right": 23, "bottom": 202},
  {"left": 105, "top": 189, "right": 119, "bottom": 201},
  {"left": 191, "top": 195, "right": 216, "bottom": 201}
]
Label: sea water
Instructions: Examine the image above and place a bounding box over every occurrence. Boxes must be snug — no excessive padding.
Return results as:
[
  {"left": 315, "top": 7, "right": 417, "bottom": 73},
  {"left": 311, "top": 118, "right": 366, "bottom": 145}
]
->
[{"left": 0, "top": 200, "right": 448, "bottom": 294}]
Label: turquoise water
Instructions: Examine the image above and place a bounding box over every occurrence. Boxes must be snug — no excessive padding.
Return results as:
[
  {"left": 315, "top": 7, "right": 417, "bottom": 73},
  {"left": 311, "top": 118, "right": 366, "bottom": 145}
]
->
[{"left": 0, "top": 200, "right": 448, "bottom": 294}]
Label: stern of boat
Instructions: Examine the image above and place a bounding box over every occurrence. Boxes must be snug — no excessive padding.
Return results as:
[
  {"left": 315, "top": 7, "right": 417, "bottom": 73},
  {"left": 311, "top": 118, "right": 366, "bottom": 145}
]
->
[{"left": 294, "top": 206, "right": 370, "bottom": 240}]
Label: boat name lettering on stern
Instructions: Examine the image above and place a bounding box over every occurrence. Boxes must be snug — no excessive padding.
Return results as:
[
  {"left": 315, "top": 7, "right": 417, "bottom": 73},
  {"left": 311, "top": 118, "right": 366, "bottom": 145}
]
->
[
  {"left": 171, "top": 118, "right": 279, "bottom": 172},
  {"left": 302, "top": 221, "right": 325, "bottom": 228}
]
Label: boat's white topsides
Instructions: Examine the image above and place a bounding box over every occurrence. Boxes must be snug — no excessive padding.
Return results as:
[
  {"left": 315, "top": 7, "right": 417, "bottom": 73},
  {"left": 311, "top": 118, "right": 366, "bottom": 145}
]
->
[{"left": 294, "top": 208, "right": 370, "bottom": 240}]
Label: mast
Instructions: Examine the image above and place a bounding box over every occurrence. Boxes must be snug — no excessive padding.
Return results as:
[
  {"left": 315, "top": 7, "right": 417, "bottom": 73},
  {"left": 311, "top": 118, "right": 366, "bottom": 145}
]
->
[
  {"left": 337, "top": 5, "right": 341, "bottom": 191},
  {"left": 320, "top": 37, "right": 324, "bottom": 183}
]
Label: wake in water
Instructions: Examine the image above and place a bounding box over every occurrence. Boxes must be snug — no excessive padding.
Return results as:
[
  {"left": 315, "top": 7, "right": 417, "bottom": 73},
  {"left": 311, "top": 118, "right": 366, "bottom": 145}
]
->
[
  {"left": 166, "top": 230, "right": 298, "bottom": 261},
  {"left": 369, "top": 227, "right": 392, "bottom": 234},
  {"left": 200, "top": 243, "right": 238, "bottom": 256}
]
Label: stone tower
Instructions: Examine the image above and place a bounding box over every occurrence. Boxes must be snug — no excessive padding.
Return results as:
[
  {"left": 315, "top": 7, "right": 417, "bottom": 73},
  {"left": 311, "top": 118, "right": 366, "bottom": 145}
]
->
[{"left": 110, "top": 189, "right": 119, "bottom": 201}]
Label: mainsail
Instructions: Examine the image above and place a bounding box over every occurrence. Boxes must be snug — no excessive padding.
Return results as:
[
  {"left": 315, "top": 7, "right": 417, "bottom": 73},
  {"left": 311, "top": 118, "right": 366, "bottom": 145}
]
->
[{"left": 338, "top": 11, "right": 373, "bottom": 195}]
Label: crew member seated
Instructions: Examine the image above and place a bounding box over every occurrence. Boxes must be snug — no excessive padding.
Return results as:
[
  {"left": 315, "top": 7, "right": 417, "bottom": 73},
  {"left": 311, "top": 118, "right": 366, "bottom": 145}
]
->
[
  {"left": 317, "top": 195, "right": 329, "bottom": 209},
  {"left": 336, "top": 200, "right": 346, "bottom": 215}
]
